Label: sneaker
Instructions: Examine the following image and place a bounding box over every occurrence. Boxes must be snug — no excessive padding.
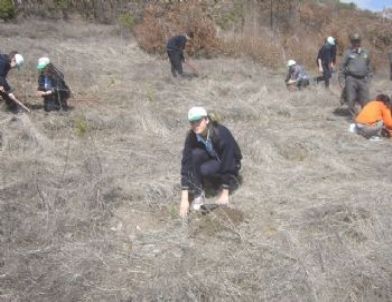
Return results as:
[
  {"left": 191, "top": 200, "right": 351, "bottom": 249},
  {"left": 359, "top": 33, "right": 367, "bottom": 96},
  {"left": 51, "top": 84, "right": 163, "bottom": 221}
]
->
[
  {"left": 191, "top": 193, "right": 205, "bottom": 211},
  {"left": 348, "top": 123, "right": 357, "bottom": 133},
  {"left": 369, "top": 136, "right": 381, "bottom": 142}
]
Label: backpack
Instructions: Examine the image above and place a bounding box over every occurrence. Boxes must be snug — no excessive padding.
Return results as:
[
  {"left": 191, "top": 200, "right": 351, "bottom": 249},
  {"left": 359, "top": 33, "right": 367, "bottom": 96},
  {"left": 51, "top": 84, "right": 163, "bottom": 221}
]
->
[{"left": 53, "top": 66, "right": 71, "bottom": 100}]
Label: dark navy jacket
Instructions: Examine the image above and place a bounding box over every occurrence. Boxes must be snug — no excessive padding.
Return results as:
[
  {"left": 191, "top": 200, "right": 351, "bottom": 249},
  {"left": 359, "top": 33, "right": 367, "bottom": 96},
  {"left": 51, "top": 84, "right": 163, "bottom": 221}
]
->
[
  {"left": 167, "top": 35, "right": 187, "bottom": 52},
  {"left": 317, "top": 43, "right": 334, "bottom": 67},
  {"left": 37, "top": 71, "right": 70, "bottom": 104},
  {"left": 181, "top": 123, "right": 242, "bottom": 189},
  {"left": 0, "top": 54, "right": 12, "bottom": 92}
]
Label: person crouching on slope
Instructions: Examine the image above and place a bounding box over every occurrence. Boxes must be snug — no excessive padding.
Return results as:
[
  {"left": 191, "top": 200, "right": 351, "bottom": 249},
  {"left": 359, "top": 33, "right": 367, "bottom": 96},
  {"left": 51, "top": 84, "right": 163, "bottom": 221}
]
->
[
  {"left": 285, "top": 60, "right": 310, "bottom": 91},
  {"left": 179, "top": 107, "right": 242, "bottom": 218},
  {"left": 36, "top": 57, "right": 71, "bottom": 112},
  {"left": 0, "top": 51, "right": 27, "bottom": 113},
  {"left": 355, "top": 94, "right": 392, "bottom": 139}
]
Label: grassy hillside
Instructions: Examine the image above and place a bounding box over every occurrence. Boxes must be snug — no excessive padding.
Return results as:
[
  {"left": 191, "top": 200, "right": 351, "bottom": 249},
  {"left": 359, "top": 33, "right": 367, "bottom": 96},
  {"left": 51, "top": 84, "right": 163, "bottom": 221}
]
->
[
  {"left": 130, "top": 0, "right": 392, "bottom": 73},
  {"left": 3, "top": 1, "right": 392, "bottom": 72},
  {"left": 0, "top": 19, "right": 392, "bottom": 301}
]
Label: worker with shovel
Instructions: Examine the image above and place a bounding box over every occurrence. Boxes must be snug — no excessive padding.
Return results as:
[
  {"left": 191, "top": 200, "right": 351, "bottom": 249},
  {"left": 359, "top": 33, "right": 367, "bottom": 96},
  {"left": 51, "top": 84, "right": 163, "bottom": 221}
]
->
[
  {"left": 0, "top": 51, "right": 29, "bottom": 113},
  {"left": 166, "top": 31, "right": 198, "bottom": 78}
]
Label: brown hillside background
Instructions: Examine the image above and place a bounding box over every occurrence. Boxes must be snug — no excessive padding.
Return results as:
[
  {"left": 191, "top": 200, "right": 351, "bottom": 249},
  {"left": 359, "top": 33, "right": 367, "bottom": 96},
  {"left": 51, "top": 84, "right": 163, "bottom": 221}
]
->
[
  {"left": 1, "top": 1, "right": 392, "bottom": 301},
  {"left": 133, "top": 0, "right": 392, "bottom": 71},
  {"left": 7, "top": 0, "right": 392, "bottom": 70}
]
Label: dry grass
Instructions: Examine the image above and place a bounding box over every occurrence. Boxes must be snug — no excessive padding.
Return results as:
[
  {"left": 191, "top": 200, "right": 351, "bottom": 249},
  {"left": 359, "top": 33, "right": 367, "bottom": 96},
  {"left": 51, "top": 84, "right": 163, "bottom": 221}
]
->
[{"left": 1, "top": 19, "right": 392, "bottom": 302}]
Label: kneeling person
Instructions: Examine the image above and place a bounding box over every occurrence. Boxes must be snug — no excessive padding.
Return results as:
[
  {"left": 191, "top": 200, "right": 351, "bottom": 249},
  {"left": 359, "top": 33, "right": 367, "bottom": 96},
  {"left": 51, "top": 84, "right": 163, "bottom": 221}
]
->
[
  {"left": 285, "top": 60, "right": 310, "bottom": 91},
  {"left": 179, "top": 107, "right": 242, "bottom": 218},
  {"left": 36, "top": 57, "right": 71, "bottom": 112},
  {"left": 355, "top": 94, "right": 392, "bottom": 138}
]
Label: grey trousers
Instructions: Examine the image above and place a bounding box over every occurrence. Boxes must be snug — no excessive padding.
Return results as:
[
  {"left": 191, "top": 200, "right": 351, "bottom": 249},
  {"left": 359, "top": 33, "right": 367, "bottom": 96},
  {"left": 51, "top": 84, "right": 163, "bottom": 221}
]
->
[
  {"left": 345, "top": 76, "right": 370, "bottom": 117},
  {"left": 355, "top": 120, "right": 383, "bottom": 138}
]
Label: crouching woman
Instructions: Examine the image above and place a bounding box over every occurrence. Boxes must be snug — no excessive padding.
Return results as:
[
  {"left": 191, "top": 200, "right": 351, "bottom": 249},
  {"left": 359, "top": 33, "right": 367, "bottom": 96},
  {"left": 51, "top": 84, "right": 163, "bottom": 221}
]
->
[
  {"left": 355, "top": 94, "right": 392, "bottom": 139},
  {"left": 36, "top": 57, "right": 71, "bottom": 112},
  {"left": 179, "top": 107, "right": 242, "bottom": 218}
]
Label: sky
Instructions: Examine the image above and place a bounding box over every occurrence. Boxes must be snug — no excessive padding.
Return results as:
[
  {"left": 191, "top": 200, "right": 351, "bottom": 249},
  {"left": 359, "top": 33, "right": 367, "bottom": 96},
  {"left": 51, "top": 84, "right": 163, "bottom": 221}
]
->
[{"left": 340, "top": 0, "right": 392, "bottom": 11}]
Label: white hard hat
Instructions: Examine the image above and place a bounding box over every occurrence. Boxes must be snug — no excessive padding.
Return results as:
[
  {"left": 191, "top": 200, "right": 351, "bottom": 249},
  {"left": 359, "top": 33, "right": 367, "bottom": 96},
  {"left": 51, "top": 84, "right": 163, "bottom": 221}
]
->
[
  {"left": 188, "top": 106, "right": 207, "bottom": 122},
  {"left": 37, "top": 57, "right": 50, "bottom": 70},
  {"left": 327, "top": 36, "right": 335, "bottom": 45},
  {"left": 287, "top": 60, "right": 296, "bottom": 67},
  {"left": 14, "top": 54, "right": 24, "bottom": 68}
]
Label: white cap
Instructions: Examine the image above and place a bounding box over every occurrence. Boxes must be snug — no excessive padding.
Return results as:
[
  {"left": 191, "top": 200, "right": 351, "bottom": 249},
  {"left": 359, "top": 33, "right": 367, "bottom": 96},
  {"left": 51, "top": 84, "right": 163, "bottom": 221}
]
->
[
  {"left": 287, "top": 59, "right": 296, "bottom": 67},
  {"left": 188, "top": 106, "right": 207, "bottom": 122},
  {"left": 14, "top": 54, "right": 24, "bottom": 68},
  {"left": 37, "top": 57, "right": 50, "bottom": 70},
  {"left": 327, "top": 36, "right": 335, "bottom": 45}
]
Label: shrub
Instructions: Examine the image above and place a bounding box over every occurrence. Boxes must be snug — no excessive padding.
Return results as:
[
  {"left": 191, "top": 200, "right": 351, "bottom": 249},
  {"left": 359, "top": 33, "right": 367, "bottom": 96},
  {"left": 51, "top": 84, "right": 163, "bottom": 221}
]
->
[
  {"left": 118, "top": 12, "right": 135, "bottom": 30},
  {"left": 74, "top": 116, "right": 88, "bottom": 137},
  {"left": 133, "top": 1, "right": 220, "bottom": 57},
  {"left": 0, "top": 0, "right": 16, "bottom": 21}
]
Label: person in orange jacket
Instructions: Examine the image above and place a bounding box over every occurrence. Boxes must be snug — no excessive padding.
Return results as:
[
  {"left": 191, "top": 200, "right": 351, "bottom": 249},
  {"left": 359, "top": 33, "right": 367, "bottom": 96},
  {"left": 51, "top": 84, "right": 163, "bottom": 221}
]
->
[{"left": 355, "top": 94, "right": 392, "bottom": 138}]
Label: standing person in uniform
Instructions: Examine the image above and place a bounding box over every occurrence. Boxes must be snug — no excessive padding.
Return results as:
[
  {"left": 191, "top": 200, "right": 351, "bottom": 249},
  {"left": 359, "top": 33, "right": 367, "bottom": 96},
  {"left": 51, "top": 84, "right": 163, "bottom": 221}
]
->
[
  {"left": 338, "top": 33, "right": 372, "bottom": 117},
  {"left": 36, "top": 57, "right": 71, "bottom": 112},
  {"left": 316, "top": 36, "right": 336, "bottom": 88},
  {"left": 179, "top": 107, "right": 242, "bottom": 218},
  {"left": 166, "top": 31, "right": 198, "bottom": 78},
  {"left": 0, "top": 51, "right": 28, "bottom": 113},
  {"left": 285, "top": 60, "right": 310, "bottom": 91}
]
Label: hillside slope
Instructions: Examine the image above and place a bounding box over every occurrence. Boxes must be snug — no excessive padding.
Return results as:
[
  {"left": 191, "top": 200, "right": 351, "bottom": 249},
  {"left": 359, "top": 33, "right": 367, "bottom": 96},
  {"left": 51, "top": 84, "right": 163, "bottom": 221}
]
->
[{"left": 1, "top": 20, "right": 392, "bottom": 301}]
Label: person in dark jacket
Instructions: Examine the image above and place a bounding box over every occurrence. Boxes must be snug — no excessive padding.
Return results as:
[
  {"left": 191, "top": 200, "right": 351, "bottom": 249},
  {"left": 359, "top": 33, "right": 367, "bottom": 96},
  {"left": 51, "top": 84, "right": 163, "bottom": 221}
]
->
[
  {"left": 316, "top": 36, "right": 336, "bottom": 88},
  {"left": 179, "top": 107, "right": 242, "bottom": 218},
  {"left": 166, "top": 31, "right": 197, "bottom": 78},
  {"left": 338, "top": 33, "right": 372, "bottom": 117},
  {"left": 36, "top": 57, "right": 71, "bottom": 112},
  {"left": 0, "top": 51, "right": 26, "bottom": 113}
]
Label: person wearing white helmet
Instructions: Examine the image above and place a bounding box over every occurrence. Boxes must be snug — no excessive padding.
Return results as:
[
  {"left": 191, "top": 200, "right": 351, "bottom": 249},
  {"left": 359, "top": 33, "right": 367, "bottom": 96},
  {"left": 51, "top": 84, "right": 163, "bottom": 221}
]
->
[
  {"left": 285, "top": 59, "right": 310, "bottom": 90},
  {"left": 36, "top": 57, "right": 71, "bottom": 112},
  {"left": 0, "top": 51, "right": 28, "bottom": 113},
  {"left": 179, "top": 106, "right": 242, "bottom": 218},
  {"left": 316, "top": 36, "right": 336, "bottom": 88}
]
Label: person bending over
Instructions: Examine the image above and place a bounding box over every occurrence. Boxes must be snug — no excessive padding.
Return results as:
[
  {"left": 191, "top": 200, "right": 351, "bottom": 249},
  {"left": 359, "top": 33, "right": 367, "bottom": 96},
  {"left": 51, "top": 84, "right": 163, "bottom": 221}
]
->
[
  {"left": 166, "top": 31, "right": 197, "bottom": 78},
  {"left": 355, "top": 94, "right": 392, "bottom": 139},
  {"left": 179, "top": 107, "right": 242, "bottom": 218},
  {"left": 285, "top": 60, "right": 310, "bottom": 91},
  {"left": 36, "top": 57, "right": 71, "bottom": 112},
  {"left": 316, "top": 36, "right": 336, "bottom": 88},
  {"left": 0, "top": 51, "right": 26, "bottom": 113}
]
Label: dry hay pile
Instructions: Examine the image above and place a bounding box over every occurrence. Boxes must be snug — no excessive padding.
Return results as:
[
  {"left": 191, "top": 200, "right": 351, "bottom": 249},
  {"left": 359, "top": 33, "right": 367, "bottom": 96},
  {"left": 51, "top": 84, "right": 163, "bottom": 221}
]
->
[{"left": 0, "top": 20, "right": 392, "bottom": 301}]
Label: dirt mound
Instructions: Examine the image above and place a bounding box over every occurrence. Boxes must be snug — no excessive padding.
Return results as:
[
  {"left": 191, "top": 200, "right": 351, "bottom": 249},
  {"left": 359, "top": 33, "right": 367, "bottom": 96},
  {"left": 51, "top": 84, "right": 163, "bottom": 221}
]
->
[{"left": 1, "top": 20, "right": 392, "bottom": 302}]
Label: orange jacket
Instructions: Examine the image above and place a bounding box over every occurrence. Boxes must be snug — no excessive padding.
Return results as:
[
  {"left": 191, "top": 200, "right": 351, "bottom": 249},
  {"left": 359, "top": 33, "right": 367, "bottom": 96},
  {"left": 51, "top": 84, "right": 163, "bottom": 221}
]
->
[{"left": 355, "top": 100, "right": 392, "bottom": 129}]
